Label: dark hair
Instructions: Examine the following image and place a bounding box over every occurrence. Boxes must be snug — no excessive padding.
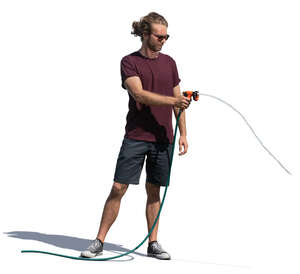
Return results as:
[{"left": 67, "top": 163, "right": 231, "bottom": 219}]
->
[{"left": 131, "top": 12, "right": 168, "bottom": 41}]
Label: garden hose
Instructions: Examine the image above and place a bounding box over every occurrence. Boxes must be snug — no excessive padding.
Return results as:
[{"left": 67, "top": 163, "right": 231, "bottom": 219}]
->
[{"left": 21, "top": 91, "right": 291, "bottom": 261}]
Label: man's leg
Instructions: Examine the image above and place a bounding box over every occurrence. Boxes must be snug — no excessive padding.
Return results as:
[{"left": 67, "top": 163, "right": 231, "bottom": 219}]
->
[
  {"left": 145, "top": 182, "right": 161, "bottom": 243},
  {"left": 96, "top": 182, "right": 129, "bottom": 243},
  {"left": 145, "top": 181, "right": 171, "bottom": 260}
]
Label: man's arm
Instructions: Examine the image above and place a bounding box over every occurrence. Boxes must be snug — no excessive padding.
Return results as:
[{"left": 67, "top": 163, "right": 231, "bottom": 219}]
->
[
  {"left": 124, "top": 76, "right": 190, "bottom": 109},
  {"left": 173, "top": 84, "right": 189, "bottom": 155}
]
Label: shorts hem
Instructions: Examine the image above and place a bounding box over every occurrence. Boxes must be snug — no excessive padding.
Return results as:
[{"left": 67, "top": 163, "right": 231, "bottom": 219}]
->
[{"left": 113, "top": 178, "right": 139, "bottom": 185}]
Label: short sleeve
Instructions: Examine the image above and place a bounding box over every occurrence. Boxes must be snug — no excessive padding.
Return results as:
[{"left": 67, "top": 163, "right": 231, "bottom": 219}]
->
[
  {"left": 171, "top": 58, "right": 181, "bottom": 87},
  {"left": 121, "top": 56, "right": 139, "bottom": 90}
]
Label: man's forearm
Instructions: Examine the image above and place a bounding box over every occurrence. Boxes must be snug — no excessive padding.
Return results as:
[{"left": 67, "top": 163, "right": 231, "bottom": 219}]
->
[
  {"left": 134, "top": 89, "right": 176, "bottom": 106},
  {"left": 174, "top": 107, "right": 187, "bottom": 136}
]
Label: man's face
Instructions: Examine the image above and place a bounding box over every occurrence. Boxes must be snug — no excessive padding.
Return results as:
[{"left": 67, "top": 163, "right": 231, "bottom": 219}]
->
[{"left": 144, "top": 23, "right": 168, "bottom": 52}]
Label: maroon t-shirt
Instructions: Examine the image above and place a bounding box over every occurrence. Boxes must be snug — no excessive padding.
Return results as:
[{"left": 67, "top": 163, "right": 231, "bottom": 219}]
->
[{"left": 121, "top": 51, "right": 181, "bottom": 144}]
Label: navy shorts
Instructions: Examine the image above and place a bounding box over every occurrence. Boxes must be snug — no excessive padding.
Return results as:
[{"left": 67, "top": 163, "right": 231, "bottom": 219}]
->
[{"left": 113, "top": 138, "right": 172, "bottom": 187}]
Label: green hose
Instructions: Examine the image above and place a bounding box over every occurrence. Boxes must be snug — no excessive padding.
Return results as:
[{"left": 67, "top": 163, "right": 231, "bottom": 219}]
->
[
  {"left": 21, "top": 110, "right": 183, "bottom": 261},
  {"left": 21, "top": 91, "right": 293, "bottom": 260}
]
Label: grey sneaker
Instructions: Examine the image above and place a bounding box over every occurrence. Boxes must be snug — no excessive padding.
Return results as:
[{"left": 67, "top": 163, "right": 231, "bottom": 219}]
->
[
  {"left": 81, "top": 239, "right": 103, "bottom": 258},
  {"left": 147, "top": 241, "right": 171, "bottom": 260}
]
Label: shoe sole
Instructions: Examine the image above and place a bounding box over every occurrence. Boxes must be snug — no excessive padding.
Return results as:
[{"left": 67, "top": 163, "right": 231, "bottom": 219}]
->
[
  {"left": 147, "top": 253, "right": 171, "bottom": 260},
  {"left": 80, "top": 251, "right": 103, "bottom": 258}
]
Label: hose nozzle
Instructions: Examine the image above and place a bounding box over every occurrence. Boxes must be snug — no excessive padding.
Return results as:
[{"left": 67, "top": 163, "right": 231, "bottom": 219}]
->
[{"left": 183, "top": 91, "right": 199, "bottom": 101}]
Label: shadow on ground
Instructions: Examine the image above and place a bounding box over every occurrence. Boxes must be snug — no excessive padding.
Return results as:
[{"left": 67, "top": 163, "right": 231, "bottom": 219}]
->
[
  {"left": 5, "top": 231, "right": 252, "bottom": 268},
  {"left": 4, "top": 231, "right": 147, "bottom": 258}
]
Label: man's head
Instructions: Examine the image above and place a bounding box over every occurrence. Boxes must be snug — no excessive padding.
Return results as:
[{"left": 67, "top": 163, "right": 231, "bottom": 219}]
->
[{"left": 131, "top": 12, "right": 169, "bottom": 53}]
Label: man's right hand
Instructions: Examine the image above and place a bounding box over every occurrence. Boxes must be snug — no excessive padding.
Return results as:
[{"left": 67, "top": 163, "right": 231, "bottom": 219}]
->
[{"left": 174, "top": 96, "right": 191, "bottom": 110}]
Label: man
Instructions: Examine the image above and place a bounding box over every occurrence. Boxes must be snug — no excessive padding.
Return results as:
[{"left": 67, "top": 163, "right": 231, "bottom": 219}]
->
[{"left": 81, "top": 12, "right": 190, "bottom": 260}]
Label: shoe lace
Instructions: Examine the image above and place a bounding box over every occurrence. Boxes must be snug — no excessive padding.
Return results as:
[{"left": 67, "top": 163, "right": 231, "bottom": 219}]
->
[
  {"left": 89, "top": 239, "right": 100, "bottom": 252},
  {"left": 151, "top": 242, "right": 165, "bottom": 253}
]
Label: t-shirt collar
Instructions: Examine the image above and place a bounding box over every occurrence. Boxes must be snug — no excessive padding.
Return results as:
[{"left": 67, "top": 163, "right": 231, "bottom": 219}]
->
[{"left": 138, "top": 50, "right": 160, "bottom": 60}]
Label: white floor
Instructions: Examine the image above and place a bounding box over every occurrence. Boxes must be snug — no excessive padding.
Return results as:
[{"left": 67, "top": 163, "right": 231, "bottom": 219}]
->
[{"left": 2, "top": 123, "right": 299, "bottom": 273}]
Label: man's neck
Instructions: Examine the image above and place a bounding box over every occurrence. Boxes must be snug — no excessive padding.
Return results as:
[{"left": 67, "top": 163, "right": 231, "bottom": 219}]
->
[{"left": 139, "top": 47, "right": 159, "bottom": 59}]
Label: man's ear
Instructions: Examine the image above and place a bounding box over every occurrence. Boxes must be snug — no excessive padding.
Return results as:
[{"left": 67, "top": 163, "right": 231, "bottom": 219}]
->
[{"left": 142, "top": 31, "right": 150, "bottom": 41}]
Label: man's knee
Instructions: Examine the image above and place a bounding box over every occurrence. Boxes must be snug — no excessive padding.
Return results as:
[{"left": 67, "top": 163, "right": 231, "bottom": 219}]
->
[
  {"left": 146, "top": 182, "right": 160, "bottom": 199},
  {"left": 110, "top": 182, "right": 129, "bottom": 198}
]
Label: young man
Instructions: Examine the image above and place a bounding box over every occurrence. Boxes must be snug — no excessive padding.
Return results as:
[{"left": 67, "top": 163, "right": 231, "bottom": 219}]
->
[{"left": 81, "top": 12, "right": 190, "bottom": 260}]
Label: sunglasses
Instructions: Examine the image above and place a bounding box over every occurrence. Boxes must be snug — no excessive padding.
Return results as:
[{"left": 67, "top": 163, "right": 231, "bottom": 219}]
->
[{"left": 151, "top": 33, "right": 170, "bottom": 41}]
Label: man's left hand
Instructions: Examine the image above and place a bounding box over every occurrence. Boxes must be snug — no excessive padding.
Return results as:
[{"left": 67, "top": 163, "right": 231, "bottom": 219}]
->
[{"left": 178, "top": 136, "right": 188, "bottom": 156}]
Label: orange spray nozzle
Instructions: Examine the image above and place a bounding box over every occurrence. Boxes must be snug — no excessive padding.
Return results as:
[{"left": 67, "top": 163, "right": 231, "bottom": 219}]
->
[{"left": 183, "top": 91, "right": 199, "bottom": 101}]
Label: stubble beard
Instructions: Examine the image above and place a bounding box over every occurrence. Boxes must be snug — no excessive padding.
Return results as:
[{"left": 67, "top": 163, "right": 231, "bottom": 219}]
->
[{"left": 147, "top": 39, "right": 162, "bottom": 53}]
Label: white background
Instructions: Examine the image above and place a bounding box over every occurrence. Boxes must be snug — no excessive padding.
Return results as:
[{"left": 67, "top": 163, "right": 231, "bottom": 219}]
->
[{"left": 1, "top": 0, "right": 299, "bottom": 273}]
